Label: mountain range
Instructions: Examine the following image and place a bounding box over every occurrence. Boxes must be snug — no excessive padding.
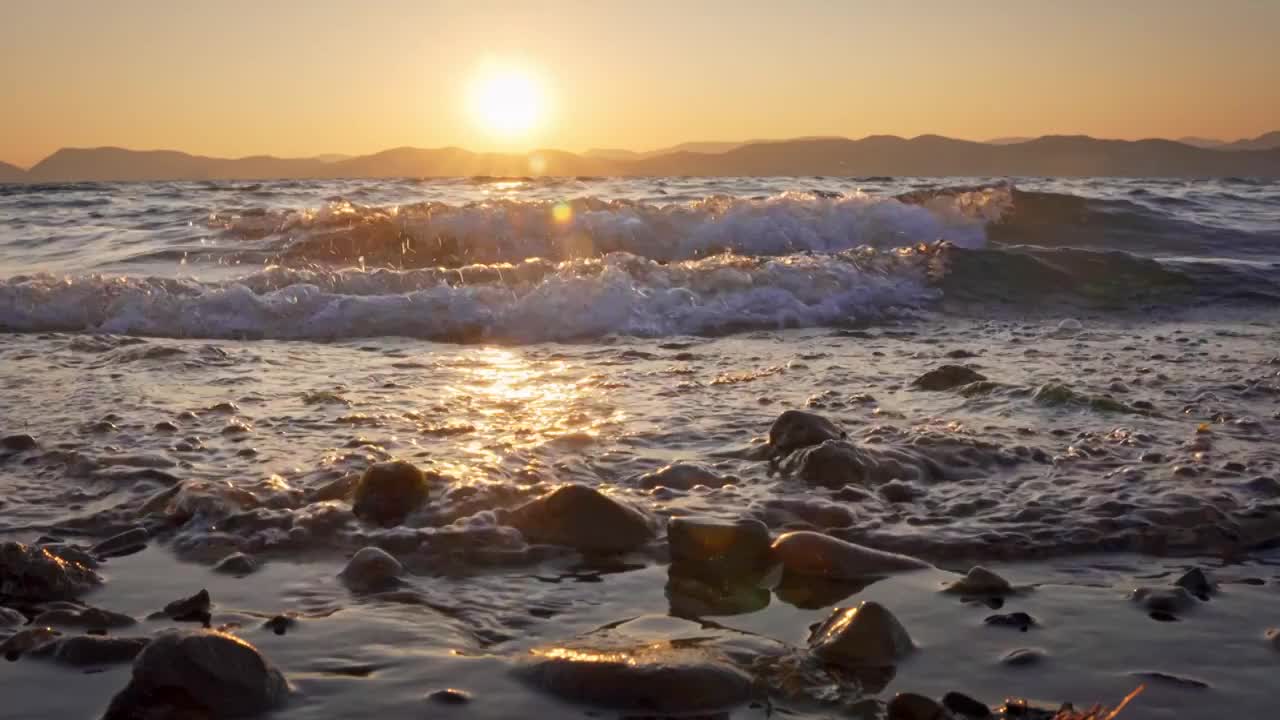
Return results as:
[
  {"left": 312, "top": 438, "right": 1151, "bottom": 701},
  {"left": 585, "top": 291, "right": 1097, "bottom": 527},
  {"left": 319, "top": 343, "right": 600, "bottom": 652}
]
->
[{"left": 3, "top": 132, "right": 1279, "bottom": 182}]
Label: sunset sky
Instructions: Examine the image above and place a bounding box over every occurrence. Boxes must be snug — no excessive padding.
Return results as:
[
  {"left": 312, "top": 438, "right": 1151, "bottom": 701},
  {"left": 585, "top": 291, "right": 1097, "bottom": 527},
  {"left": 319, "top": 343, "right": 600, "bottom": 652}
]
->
[{"left": 2, "top": 0, "right": 1278, "bottom": 168}]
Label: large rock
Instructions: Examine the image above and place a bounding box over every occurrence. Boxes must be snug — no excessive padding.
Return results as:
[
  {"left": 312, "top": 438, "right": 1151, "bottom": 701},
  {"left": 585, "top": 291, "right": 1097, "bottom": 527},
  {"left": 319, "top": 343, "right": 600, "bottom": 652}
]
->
[
  {"left": 788, "top": 440, "right": 941, "bottom": 488},
  {"left": 808, "top": 601, "right": 915, "bottom": 668},
  {"left": 0, "top": 627, "right": 60, "bottom": 658},
  {"left": 943, "top": 566, "right": 1013, "bottom": 595},
  {"left": 507, "top": 484, "right": 654, "bottom": 554},
  {"left": 352, "top": 461, "right": 434, "bottom": 527},
  {"left": 888, "top": 692, "right": 950, "bottom": 720},
  {"left": 101, "top": 630, "right": 288, "bottom": 719},
  {"left": 53, "top": 635, "right": 148, "bottom": 666},
  {"left": 1, "top": 433, "right": 38, "bottom": 452},
  {"left": 91, "top": 528, "right": 149, "bottom": 559},
  {"left": 639, "top": 463, "right": 729, "bottom": 490},
  {"left": 771, "top": 531, "right": 931, "bottom": 579},
  {"left": 768, "top": 410, "right": 845, "bottom": 455},
  {"left": 338, "top": 546, "right": 403, "bottom": 592},
  {"left": 521, "top": 616, "right": 756, "bottom": 714},
  {"left": 667, "top": 517, "right": 771, "bottom": 576},
  {"left": 0, "top": 542, "right": 102, "bottom": 602},
  {"left": 34, "top": 605, "right": 136, "bottom": 629},
  {"left": 912, "top": 365, "right": 987, "bottom": 391}
]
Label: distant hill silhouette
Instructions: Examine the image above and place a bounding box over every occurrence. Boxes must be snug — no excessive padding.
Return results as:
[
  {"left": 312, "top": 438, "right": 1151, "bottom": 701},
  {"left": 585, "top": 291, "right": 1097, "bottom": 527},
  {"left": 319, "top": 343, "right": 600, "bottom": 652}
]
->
[
  {"left": 10, "top": 133, "right": 1280, "bottom": 182},
  {"left": 624, "top": 135, "right": 1280, "bottom": 177},
  {"left": 27, "top": 147, "right": 328, "bottom": 182},
  {"left": 1176, "top": 136, "right": 1227, "bottom": 149},
  {"left": 984, "top": 137, "right": 1035, "bottom": 145},
  {"left": 1221, "top": 131, "right": 1280, "bottom": 151},
  {"left": 0, "top": 161, "right": 27, "bottom": 182}
]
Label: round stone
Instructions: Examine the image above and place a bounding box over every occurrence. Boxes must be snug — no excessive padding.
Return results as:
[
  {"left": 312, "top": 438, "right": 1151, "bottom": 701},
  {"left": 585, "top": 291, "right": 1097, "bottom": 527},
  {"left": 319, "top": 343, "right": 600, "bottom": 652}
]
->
[
  {"left": 808, "top": 601, "right": 915, "bottom": 668},
  {"left": 352, "top": 461, "right": 433, "bottom": 527},
  {"left": 771, "top": 531, "right": 930, "bottom": 579},
  {"left": 339, "top": 546, "right": 403, "bottom": 592}
]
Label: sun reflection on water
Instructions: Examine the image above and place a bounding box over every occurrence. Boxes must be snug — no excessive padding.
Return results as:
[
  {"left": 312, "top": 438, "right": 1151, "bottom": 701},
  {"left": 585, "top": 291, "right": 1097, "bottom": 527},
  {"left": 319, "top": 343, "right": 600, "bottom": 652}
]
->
[{"left": 438, "top": 348, "right": 625, "bottom": 461}]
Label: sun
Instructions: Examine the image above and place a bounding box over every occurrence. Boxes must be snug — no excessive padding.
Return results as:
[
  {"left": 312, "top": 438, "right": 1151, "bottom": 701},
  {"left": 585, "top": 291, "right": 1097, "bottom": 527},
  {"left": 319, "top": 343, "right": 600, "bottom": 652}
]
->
[{"left": 468, "top": 66, "right": 545, "bottom": 138}]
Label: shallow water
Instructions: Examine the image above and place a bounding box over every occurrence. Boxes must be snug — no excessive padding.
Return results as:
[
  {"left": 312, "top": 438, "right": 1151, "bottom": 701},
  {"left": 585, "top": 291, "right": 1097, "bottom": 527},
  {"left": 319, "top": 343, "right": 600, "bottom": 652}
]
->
[{"left": 2, "top": 177, "right": 1280, "bottom": 718}]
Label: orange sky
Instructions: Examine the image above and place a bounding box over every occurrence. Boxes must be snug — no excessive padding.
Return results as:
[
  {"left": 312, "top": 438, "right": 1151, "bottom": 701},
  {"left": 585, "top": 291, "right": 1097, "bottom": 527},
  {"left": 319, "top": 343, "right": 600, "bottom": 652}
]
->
[{"left": 2, "top": 0, "right": 1277, "bottom": 168}]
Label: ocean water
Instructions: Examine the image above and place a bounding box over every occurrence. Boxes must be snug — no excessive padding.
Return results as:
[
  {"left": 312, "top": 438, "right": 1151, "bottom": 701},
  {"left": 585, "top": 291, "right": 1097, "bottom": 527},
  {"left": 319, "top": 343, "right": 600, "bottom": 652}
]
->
[{"left": 2, "top": 176, "right": 1280, "bottom": 719}]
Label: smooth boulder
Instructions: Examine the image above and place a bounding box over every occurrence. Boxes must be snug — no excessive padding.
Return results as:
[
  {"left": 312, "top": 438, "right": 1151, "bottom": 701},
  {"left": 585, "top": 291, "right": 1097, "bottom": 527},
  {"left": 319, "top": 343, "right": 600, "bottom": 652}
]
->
[
  {"left": 768, "top": 410, "right": 845, "bottom": 455},
  {"left": 213, "top": 552, "right": 259, "bottom": 576},
  {"left": 0, "top": 542, "right": 102, "bottom": 602},
  {"left": 888, "top": 692, "right": 950, "bottom": 720},
  {"left": 101, "top": 630, "right": 288, "bottom": 719},
  {"left": 53, "top": 635, "right": 148, "bottom": 666},
  {"left": 943, "top": 566, "right": 1013, "bottom": 595},
  {"left": 522, "top": 616, "right": 755, "bottom": 714},
  {"left": 34, "top": 606, "right": 136, "bottom": 630},
  {"left": 790, "top": 440, "right": 940, "bottom": 487},
  {"left": 668, "top": 516, "right": 771, "bottom": 575},
  {"left": 339, "top": 546, "right": 404, "bottom": 592},
  {"left": 771, "top": 531, "right": 931, "bottom": 579},
  {"left": 352, "top": 461, "right": 434, "bottom": 527},
  {"left": 808, "top": 601, "right": 915, "bottom": 668},
  {"left": 912, "top": 365, "right": 987, "bottom": 391},
  {"left": 507, "top": 484, "right": 654, "bottom": 554},
  {"left": 639, "top": 463, "right": 728, "bottom": 490}
]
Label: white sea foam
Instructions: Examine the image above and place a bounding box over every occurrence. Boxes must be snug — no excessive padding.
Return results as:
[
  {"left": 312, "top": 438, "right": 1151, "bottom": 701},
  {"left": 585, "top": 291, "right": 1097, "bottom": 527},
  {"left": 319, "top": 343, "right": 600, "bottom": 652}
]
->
[
  {"left": 214, "top": 187, "right": 1009, "bottom": 264},
  {"left": 0, "top": 249, "right": 939, "bottom": 341}
]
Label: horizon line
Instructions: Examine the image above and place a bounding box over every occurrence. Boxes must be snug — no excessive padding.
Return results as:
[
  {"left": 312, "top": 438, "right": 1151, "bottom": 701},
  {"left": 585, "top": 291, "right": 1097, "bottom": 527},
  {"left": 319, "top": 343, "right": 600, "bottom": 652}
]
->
[{"left": 8, "top": 130, "right": 1279, "bottom": 170}]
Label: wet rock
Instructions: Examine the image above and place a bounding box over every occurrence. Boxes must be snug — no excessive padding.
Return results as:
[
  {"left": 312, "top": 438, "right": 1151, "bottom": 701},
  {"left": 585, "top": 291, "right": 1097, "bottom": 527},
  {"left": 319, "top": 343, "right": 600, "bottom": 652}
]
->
[
  {"left": 1174, "top": 568, "right": 1214, "bottom": 599},
  {"left": 101, "top": 630, "right": 288, "bottom": 719},
  {"left": 946, "top": 349, "right": 978, "bottom": 359},
  {"left": 263, "top": 615, "right": 296, "bottom": 636},
  {"left": 163, "top": 589, "right": 212, "bottom": 624},
  {"left": 213, "top": 552, "right": 258, "bottom": 576},
  {"left": 879, "top": 479, "right": 920, "bottom": 503},
  {"left": 507, "top": 484, "right": 654, "bottom": 554},
  {"left": 808, "top": 601, "right": 914, "bottom": 668},
  {"left": 767, "top": 410, "right": 845, "bottom": 455},
  {"left": 1001, "top": 648, "right": 1045, "bottom": 667},
  {"left": 0, "top": 542, "right": 102, "bottom": 602},
  {"left": 1, "top": 433, "right": 38, "bottom": 452},
  {"left": 1130, "top": 586, "right": 1196, "bottom": 614},
  {"left": 1, "top": 627, "right": 60, "bottom": 659},
  {"left": 888, "top": 692, "right": 949, "bottom": 720},
  {"left": 53, "top": 635, "right": 148, "bottom": 666},
  {"left": 944, "top": 567, "right": 1013, "bottom": 596},
  {"left": 34, "top": 606, "right": 136, "bottom": 630},
  {"left": 912, "top": 365, "right": 987, "bottom": 391},
  {"left": 667, "top": 516, "right": 771, "bottom": 575},
  {"left": 772, "top": 531, "right": 931, "bottom": 579},
  {"left": 522, "top": 616, "right": 755, "bottom": 714},
  {"left": 790, "top": 440, "right": 940, "bottom": 487},
  {"left": 639, "top": 462, "right": 728, "bottom": 490},
  {"left": 39, "top": 542, "right": 101, "bottom": 568},
  {"left": 339, "top": 547, "right": 403, "bottom": 592},
  {"left": 91, "top": 528, "right": 149, "bottom": 559},
  {"left": 427, "top": 688, "right": 472, "bottom": 705},
  {"left": 1131, "top": 671, "right": 1208, "bottom": 689},
  {"left": 352, "top": 460, "right": 435, "bottom": 527},
  {"left": 983, "top": 612, "right": 1035, "bottom": 631},
  {"left": 942, "top": 691, "right": 992, "bottom": 718}
]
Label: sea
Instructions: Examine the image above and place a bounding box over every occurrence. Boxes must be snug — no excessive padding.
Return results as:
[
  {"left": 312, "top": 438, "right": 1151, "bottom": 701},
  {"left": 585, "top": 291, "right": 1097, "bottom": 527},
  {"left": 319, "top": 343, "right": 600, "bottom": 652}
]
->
[{"left": 1, "top": 176, "right": 1279, "bottom": 719}]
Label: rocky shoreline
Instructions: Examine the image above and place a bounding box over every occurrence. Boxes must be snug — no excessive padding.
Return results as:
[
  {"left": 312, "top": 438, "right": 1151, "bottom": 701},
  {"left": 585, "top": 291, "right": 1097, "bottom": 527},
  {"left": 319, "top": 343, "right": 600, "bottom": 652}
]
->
[{"left": 4, "top": 405, "right": 1277, "bottom": 719}]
